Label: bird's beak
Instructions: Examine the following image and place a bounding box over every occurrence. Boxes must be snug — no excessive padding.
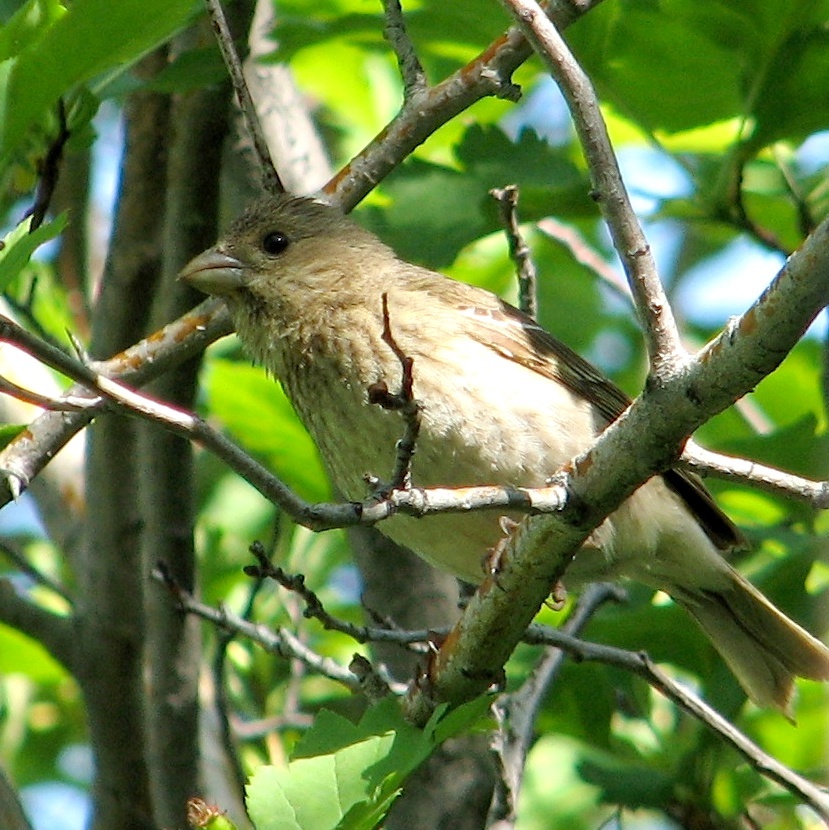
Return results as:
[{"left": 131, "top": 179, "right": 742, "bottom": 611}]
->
[{"left": 179, "top": 248, "right": 248, "bottom": 296}]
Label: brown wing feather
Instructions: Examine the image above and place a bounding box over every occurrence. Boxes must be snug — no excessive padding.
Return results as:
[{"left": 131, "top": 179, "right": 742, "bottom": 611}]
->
[{"left": 461, "top": 297, "right": 746, "bottom": 552}]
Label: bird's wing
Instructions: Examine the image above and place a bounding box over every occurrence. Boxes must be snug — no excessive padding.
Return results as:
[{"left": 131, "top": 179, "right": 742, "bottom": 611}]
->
[{"left": 459, "top": 298, "right": 746, "bottom": 553}]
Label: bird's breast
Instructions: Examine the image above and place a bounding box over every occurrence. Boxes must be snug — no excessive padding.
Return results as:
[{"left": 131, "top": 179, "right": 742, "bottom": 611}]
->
[{"left": 275, "top": 315, "right": 606, "bottom": 583}]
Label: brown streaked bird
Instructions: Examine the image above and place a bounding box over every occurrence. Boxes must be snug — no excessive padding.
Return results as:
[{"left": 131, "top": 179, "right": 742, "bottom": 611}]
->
[{"left": 180, "top": 192, "right": 829, "bottom": 713}]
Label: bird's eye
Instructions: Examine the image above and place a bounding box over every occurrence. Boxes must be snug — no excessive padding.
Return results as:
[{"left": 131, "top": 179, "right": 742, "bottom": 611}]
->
[{"left": 262, "top": 231, "right": 290, "bottom": 256}]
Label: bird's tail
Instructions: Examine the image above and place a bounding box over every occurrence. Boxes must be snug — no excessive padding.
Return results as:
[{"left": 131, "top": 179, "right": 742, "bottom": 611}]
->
[{"left": 672, "top": 569, "right": 829, "bottom": 715}]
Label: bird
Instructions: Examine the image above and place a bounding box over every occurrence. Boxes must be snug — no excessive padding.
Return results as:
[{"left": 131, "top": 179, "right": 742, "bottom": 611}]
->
[{"left": 180, "top": 191, "right": 829, "bottom": 713}]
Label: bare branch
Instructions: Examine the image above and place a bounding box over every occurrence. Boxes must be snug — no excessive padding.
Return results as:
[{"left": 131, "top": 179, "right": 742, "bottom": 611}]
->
[
  {"left": 681, "top": 440, "right": 829, "bottom": 509},
  {"left": 0, "top": 373, "right": 85, "bottom": 412},
  {"left": 382, "top": 0, "right": 427, "bottom": 96},
  {"left": 367, "top": 294, "right": 422, "bottom": 490},
  {"left": 487, "top": 583, "right": 624, "bottom": 827},
  {"left": 523, "top": 625, "right": 829, "bottom": 823},
  {"left": 153, "top": 564, "right": 361, "bottom": 690},
  {"left": 0, "top": 316, "right": 570, "bottom": 527},
  {"left": 204, "top": 0, "right": 282, "bottom": 193},
  {"left": 326, "top": 0, "right": 606, "bottom": 210},
  {"left": 0, "top": 299, "right": 232, "bottom": 508},
  {"left": 491, "top": 185, "right": 538, "bottom": 320},
  {"left": 497, "top": 0, "right": 683, "bottom": 371},
  {"left": 245, "top": 543, "right": 428, "bottom": 654}
]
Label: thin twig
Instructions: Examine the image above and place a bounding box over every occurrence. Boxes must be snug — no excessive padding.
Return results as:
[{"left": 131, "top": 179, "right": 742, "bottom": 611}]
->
[
  {"left": 382, "top": 0, "right": 427, "bottom": 96},
  {"left": 681, "top": 440, "right": 829, "bottom": 509},
  {"left": 27, "top": 99, "right": 70, "bottom": 231},
  {"left": 0, "top": 374, "right": 85, "bottom": 412},
  {"left": 349, "top": 653, "right": 395, "bottom": 703},
  {"left": 487, "top": 583, "right": 624, "bottom": 827},
  {"left": 3, "top": 291, "right": 68, "bottom": 353},
  {"left": 496, "top": 0, "right": 684, "bottom": 373},
  {"left": 246, "top": 543, "right": 427, "bottom": 653},
  {"left": 726, "top": 159, "right": 790, "bottom": 255},
  {"left": 203, "top": 0, "right": 282, "bottom": 193},
  {"left": 367, "top": 293, "right": 422, "bottom": 490},
  {"left": 0, "top": 322, "right": 565, "bottom": 521},
  {"left": 210, "top": 539, "right": 273, "bottom": 800},
  {"left": 491, "top": 185, "right": 538, "bottom": 319},
  {"left": 536, "top": 216, "right": 627, "bottom": 300},
  {"left": 522, "top": 625, "right": 829, "bottom": 823},
  {"left": 153, "top": 563, "right": 360, "bottom": 690},
  {"left": 774, "top": 147, "right": 815, "bottom": 239},
  {"left": 0, "top": 539, "right": 73, "bottom": 605},
  {"left": 0, "top": 299, "right": 232, "bottom": 506}
]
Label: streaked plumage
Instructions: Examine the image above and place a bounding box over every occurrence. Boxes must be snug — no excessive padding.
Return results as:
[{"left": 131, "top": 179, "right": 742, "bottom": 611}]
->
[{"left": 181, "top": 193, "right": 829, "bottom": 713}]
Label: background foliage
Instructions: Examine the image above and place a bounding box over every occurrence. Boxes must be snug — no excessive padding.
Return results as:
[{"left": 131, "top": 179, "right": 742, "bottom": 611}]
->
[{"left": 0, "top": 0, "right": 828, "bottom": 828}]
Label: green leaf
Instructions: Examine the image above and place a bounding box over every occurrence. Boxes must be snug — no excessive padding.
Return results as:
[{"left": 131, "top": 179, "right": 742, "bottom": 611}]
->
[
  {"left": 247, "top": 697, "right": 487, "bottom": 830},
  {"left": 428, "top": 695, "right": 493, "bottom": 744},
  {"left": 0, "top": 621, "right": 67, "bottom": 682},
  {"left": 293, "top": 697, "right": 434, "bottom": 784},
  {"left": 0, "top": 210, "right": 68, "bottom": 290},
  {"left": 246, "top": 733, "right": 397, "bottom": 830},
  {"left": 568, "top": 2, "right": 745, "bottom": 134},
  {"left": 0, "top": 0, "right": 65, "bottom": 64},
  {"left": 0, "top": 0, "right": 198, "bottom": 160},
  {"left": 291, "top": 707, "right": 373, "bottom": 759},
  {"left": 568, "top": 0, "right": 829, "bottom": 148},
  {"left": 335, "top": 782, "right": 401, "bottom": 830},
  {"left": 751, "top": 26, "right": 829, "bottom": 147},
  {"left": 578, "top": 751, "right": 674, "bottom": 809},
  {"left": 205, "top": 359, "right": 330, "bottom": 502}
]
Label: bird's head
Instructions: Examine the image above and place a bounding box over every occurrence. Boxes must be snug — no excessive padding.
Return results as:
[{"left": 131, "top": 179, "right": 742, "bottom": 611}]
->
[{"left": 180, "top": 193, "right": 397, "bottom": 307}]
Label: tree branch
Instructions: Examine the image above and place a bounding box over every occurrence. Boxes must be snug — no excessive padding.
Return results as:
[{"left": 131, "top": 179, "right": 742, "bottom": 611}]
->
[
  {"left": 382, "top": 0, "right": 427, "bottom": 96},
  {"left": 681, "top": 440, "right": 829, "bottom": 509},
  {"left": 204, "top": 0, "right": 282, "bottom": 193},
  {"left": 325, "top": 0, "right": 606, "bottom": 210},
  {"left": 0, "top": 579, "right": 75, "bottom": 673},
  {"left": 404, "top": 212, "right": 829, "bottom": 724},
  {"left": 491, "top": 185, "right": 538, "bottom": 320},
  {"left": 153, "top": 566, "right": 362, "bottom": 691},
  {"left": 498, "top": 0, "right": 683, "bottom": 372},
  {"left": 487, "top": 583, "right": 624, "bottom": 828},
  {"left": 523, "top": 625, "right": 829, "bottom": 822},
  {"left": 0, "top": 299, "right": 232, "bottom": 508}
]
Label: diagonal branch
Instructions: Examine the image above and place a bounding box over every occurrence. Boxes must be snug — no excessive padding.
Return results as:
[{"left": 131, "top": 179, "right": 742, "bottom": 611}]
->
[
  {"left": 153, "top": 565, "right": 361, "bottom": 690},
  {"left": 204, "top": 0, "right": 282, "bottom": 193},
  {"left": 0, "top": 299, "right": 232, "bottom": 507},
  {"left": 497, "top": 0, "right": 683, "bottom": 371},
  {"left": 404, "top": 212, "right": 829, "bottom": 724},
  {"left": 326, "top": 0, "right": 607, "bottom": 210},
  {"left": 523, "top": 625, "right": 829, "bottom": 822},
  {"left": 0, "top": 579, "right": 75, "bottom": 672}
]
